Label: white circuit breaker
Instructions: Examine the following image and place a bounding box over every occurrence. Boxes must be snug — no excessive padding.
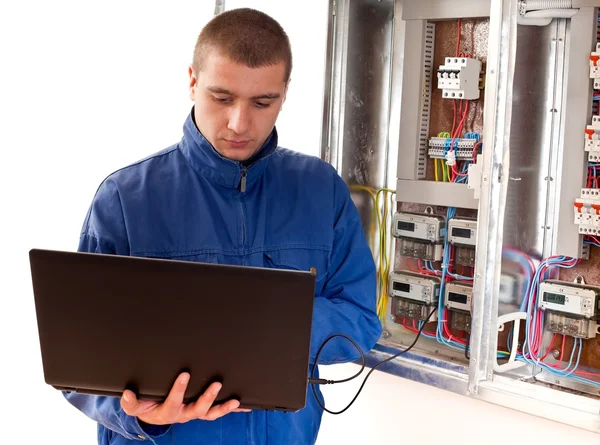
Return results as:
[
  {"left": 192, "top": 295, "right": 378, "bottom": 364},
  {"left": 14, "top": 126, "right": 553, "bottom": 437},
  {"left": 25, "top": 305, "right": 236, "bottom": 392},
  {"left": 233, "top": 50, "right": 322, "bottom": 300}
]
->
[
  {"left": 437, "top": 57, "right": 482, "bottom": 100},
  {"left": 574, "top": 188, "right": 600, "bottom": 235},
  {"left": 584, "top": 115, "right": 600, "bottom": 162},
  {"left": 590, "top": 42, "right": 600, "bottom": 89}
]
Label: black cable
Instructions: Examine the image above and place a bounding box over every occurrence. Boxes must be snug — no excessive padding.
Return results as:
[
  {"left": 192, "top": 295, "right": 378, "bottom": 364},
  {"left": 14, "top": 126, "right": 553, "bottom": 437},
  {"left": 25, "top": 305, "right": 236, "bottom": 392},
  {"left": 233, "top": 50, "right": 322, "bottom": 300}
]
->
[
  {"left": 309, "top": 307, "right": 438, "bottom": 415},
  {"left": 465, "top": 331, "right": 471, "bottom": 360}
]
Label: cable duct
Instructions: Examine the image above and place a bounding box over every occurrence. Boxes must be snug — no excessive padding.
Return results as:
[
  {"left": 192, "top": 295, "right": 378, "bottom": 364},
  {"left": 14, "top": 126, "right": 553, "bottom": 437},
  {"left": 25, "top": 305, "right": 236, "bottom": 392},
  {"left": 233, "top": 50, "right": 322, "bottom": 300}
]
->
[{"left": 518, "top": 0, "right": 579, "bottom": 26}]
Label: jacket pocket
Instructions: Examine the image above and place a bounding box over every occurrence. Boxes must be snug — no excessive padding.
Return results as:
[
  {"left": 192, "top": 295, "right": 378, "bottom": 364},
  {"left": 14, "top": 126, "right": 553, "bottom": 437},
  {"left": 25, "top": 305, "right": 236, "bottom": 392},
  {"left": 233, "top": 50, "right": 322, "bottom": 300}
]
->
[
  {"left": 263, "top": 248, "right": 329, "bottom": 283},
  {"left": 134, "top": 251, "right": 221, "bottom": 265}
]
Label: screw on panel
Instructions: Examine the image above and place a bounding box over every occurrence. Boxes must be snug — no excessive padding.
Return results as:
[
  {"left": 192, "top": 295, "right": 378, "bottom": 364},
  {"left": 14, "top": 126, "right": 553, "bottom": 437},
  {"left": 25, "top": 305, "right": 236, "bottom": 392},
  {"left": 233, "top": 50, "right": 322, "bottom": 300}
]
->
[
  {"left": 552, "top": 349, "right": 560, "bottom": 359},
  {"left": 382, "top": 330, "right": 390, "bottom": 339}
]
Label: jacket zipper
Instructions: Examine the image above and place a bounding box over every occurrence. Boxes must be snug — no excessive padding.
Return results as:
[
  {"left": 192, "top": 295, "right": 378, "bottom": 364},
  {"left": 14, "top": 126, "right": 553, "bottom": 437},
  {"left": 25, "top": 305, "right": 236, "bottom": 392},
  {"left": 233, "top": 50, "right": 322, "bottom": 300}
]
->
[
  {"left": 239, "top": 166, "right": 247, "bottom": 250},
  {"left": 240, "top": 167, "right": 247, "bottom": 193}
]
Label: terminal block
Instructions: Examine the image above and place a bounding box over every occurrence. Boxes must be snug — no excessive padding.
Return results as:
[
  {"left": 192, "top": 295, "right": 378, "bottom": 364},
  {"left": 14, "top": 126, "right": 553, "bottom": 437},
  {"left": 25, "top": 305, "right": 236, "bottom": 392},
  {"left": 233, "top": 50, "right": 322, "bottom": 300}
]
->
[{"left": 427, "top": 137, "right": 479, "bottom": 160}]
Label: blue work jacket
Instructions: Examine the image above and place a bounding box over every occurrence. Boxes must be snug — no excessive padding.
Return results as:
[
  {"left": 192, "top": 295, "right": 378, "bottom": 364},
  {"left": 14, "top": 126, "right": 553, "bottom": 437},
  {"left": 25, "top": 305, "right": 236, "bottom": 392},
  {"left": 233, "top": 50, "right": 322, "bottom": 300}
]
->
[{"left": 64, "top": 110, "right": 382, "bottom": 444}]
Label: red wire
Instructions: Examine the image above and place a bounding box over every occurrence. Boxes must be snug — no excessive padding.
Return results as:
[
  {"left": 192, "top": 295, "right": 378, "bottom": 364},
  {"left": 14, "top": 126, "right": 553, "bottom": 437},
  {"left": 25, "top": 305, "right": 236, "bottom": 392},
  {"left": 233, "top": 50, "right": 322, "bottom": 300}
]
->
[
  {"left": 402, "top": 318, "right": 419, "bottom": 333},
  {"left": 407, "top": 258, "right": 420, "bottom": 273},
  {"left": 442, "top": 310, "right": 467, "bottom": 345},
  {"left": 450, "top": 101, "right": 470, "bottom": 181},
  {"left": 472, "top": 141, "right": 482, "bottom": 163},
  {"left": 587, "top": 235, "right": 600, "bottom": 244},
  {"left": 452, "top": 100, "right": 457, "bottom": 137},
  {"left": 536, "top": 334, "right": 600, "bottom": 380},
  {"left": 402, "top": 317, "right": 435, "bottom": 336},
  {"left": 538, "top": 333, "right": 557, "bottom": 362},
  {"left": 559, "top": 335, "right": 566, "bottom": 362}
]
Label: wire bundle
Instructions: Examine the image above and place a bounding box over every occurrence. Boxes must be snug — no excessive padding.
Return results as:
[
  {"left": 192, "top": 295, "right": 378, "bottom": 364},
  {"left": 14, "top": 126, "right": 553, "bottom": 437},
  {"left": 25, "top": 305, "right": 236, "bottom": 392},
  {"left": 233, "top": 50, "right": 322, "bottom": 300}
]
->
[
  {"left": 348, "top": 185, "right": 396, "bottom": 320},
  {"left": 508, "top": 255, "right": 600, "bottom": 386}
]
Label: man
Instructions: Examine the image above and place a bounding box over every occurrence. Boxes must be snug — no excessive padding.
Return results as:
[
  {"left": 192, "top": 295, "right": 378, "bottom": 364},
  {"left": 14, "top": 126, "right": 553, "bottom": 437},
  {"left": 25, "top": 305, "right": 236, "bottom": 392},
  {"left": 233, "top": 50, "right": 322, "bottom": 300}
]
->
[{"left": 65, "top": 8, "right": 381, "bottom": 445}]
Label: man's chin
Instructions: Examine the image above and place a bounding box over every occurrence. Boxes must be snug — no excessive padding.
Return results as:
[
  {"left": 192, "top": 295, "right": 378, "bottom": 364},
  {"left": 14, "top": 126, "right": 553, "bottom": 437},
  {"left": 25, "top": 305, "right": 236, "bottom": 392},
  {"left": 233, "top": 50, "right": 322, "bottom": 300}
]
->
[{"left": 216, "top": 146, "right": 257, "bottom": 162}]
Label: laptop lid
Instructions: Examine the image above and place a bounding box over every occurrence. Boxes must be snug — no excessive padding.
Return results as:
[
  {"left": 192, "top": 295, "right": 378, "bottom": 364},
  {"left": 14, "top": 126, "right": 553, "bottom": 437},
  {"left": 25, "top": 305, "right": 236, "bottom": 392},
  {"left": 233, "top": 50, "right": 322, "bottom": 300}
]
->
[{"left": 28, "top": 248, "right": 316, "bottom": 412}]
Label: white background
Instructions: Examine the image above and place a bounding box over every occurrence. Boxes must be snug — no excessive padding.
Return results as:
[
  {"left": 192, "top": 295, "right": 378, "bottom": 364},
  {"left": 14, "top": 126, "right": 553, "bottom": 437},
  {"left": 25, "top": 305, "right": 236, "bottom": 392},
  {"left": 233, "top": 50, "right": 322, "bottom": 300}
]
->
[{"left": 0, "top": 1, "right": 598, "bottom": 443}]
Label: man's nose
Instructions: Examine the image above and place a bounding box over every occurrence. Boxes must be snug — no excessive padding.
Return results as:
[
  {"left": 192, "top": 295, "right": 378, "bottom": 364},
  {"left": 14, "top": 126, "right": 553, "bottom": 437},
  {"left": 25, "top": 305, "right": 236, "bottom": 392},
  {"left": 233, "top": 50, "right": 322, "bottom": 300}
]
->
[{"left": 227, "top": 104, "right": 250, "bottom": 135}]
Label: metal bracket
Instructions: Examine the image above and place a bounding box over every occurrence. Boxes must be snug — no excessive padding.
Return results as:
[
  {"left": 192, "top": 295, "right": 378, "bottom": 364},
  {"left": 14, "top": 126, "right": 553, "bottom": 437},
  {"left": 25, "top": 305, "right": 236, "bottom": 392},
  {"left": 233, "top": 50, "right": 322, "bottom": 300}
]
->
[{"left": 494, "top": 311, "right": 528, "bottom": 373}]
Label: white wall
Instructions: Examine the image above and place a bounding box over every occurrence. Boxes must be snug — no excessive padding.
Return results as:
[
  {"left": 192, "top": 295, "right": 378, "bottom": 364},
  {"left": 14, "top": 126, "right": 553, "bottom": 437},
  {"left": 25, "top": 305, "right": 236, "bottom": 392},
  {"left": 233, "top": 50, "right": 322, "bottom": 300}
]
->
[{"left": 0, "top": 1, "right": 598, "bottom": 444}]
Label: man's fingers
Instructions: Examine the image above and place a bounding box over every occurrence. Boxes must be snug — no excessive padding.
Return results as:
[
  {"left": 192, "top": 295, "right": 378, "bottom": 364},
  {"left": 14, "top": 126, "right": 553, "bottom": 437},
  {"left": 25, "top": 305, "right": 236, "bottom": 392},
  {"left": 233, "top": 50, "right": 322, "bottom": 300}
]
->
[
  {"left": 185, "top": 382, "right": 223, "bottom": 419},
  {"left": 202, "top": 400, "right": 241, "bottom": 421},
  {"left": 232, "top": 408, "right": 252, "bottom": 413},
  {"left": 159, "top": 372, "right": 190, "bottom": 420},
  {"left": 121, "top": 390, "right": 142, "bottom": 416}
]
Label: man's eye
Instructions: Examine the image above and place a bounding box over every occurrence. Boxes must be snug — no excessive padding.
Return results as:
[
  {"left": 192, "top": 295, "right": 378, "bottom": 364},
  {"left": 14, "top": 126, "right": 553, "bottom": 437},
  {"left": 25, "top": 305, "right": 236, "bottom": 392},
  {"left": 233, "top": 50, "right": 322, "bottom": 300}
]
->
[
  {"left": 213, "top": 97, "right": 231, "bottom": 104},
  {"left": 255, "top": 102, "right": 270, "bottom": 109}
]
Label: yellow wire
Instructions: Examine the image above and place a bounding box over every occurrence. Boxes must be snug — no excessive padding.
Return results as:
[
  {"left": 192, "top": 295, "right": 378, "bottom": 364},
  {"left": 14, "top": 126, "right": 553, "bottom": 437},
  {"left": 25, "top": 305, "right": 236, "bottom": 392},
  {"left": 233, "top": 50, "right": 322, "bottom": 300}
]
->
[
  {"left": 349, "top": 185, "right": 398, "bottom": 320},
  {"left": 350, "top": 184, "right": 393, "bottom": 319},
  {"left": 434, "top": 132, "right": 451, "bottom": 183},
  {"left": 374, "top": 188, "right": 396, "bottom": 319}
]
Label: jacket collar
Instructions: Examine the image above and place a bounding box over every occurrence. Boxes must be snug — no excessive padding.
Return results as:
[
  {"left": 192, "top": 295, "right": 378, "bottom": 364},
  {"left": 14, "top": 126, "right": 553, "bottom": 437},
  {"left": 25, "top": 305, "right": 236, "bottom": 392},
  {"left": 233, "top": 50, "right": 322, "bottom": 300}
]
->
[{"left": 178, "top": 109, "right": 278, "bottom": 191}]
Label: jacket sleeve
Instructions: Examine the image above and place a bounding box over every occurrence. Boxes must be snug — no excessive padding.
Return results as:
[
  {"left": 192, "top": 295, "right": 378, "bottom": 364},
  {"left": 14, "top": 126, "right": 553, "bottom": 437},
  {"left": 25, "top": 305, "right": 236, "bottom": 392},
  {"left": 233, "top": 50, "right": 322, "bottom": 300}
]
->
[
  {"left": 309, "top": 173, "right": 382, "bottom": 365},
  {"left": 63, "top": 178, "right": 171, "bottom": 442}
]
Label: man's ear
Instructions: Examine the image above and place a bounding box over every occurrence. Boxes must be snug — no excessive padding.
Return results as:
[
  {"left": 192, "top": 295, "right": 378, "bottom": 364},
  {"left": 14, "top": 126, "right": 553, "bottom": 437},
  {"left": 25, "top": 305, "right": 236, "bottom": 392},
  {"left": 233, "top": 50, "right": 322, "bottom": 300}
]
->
[{"left": 188, "top": 65, "right": 197, "bottom": 101}]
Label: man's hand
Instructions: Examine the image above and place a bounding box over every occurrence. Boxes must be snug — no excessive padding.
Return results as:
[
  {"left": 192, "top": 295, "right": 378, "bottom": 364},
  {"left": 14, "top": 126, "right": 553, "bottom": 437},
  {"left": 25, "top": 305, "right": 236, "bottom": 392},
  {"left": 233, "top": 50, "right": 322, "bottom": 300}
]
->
[{"left": 120, "top": 372, "right": 250, "bottom": 426}]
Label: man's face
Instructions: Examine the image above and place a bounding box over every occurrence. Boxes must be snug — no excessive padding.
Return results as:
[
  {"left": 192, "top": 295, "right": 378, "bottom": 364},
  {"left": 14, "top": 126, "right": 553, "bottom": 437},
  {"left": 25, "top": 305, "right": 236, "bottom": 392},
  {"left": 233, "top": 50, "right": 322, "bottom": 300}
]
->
[{"left": 189, "top": 51, "right": 288, "bottom": 162}]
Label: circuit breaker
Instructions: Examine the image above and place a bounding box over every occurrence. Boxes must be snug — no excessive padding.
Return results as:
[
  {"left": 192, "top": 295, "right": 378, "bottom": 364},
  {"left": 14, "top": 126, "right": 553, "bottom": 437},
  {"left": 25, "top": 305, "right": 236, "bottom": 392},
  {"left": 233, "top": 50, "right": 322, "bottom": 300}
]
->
[{"left": 437, "top": 57, "right": 482, "bottom": 100}]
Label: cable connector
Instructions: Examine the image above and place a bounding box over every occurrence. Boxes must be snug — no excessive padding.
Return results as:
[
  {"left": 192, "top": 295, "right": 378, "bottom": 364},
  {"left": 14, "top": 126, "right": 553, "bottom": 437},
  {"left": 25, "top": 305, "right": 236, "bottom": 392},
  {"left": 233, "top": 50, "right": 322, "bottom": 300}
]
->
[
  {"left": 445, "top": 150, "right": 457, "bottom": 167},
  {"left": 308, "top": 378, "right": 334, "bottom": 385}
]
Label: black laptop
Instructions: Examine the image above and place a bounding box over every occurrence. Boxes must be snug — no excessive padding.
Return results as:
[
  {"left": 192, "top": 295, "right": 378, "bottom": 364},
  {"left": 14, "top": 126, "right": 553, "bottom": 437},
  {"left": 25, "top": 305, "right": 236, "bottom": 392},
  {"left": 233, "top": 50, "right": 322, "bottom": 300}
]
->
[{"left": 28, "top": 248, "right": 316, "bottom": 412}]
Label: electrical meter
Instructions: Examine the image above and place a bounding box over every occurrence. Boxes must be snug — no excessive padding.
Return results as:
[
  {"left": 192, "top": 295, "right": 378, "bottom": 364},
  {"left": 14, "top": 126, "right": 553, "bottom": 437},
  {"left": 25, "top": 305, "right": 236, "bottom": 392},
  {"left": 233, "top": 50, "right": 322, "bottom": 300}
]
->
[
  {"left": 447, "top": 218, "right": 477, "bottom": 246},
  {"left": 393, "top": 212, "right": 445, "bottom": 261},
  {"left": 390, "top": 271, "right": 440, "bottom": 322},
  {"left": 538, "top": 280, "right": 600, "bottom": 339},
  {"left": 389, "top": 271, "right": 441, "bottom": 305},
  {"left": 393, "top": 212, "right": 445, "bottom": 242},
  {"left": 444, "top": 282, "right": 473, "bottom": 313}
]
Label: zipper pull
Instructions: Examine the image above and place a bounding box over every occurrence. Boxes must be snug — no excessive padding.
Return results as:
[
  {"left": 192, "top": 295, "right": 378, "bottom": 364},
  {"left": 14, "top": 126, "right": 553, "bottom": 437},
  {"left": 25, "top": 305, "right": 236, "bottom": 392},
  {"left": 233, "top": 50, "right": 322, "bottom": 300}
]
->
[{"left": 240, "top": 167, "right": 247, "bottom": 192}]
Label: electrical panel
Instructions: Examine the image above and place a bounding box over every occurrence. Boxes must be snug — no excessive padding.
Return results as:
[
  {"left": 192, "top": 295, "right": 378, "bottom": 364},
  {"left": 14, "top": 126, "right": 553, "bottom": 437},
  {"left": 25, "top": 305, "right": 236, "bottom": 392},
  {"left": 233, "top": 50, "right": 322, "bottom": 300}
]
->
[{"left": 327, "top": 1, "right": 600, "bottom": 434}]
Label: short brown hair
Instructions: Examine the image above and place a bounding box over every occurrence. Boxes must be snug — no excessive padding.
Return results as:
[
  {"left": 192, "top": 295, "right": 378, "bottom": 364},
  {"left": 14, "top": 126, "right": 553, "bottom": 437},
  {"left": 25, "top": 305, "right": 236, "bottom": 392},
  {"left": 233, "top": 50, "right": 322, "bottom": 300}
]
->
[{"left": 193, "top": 8, "right": 292, "bottom": 83}]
